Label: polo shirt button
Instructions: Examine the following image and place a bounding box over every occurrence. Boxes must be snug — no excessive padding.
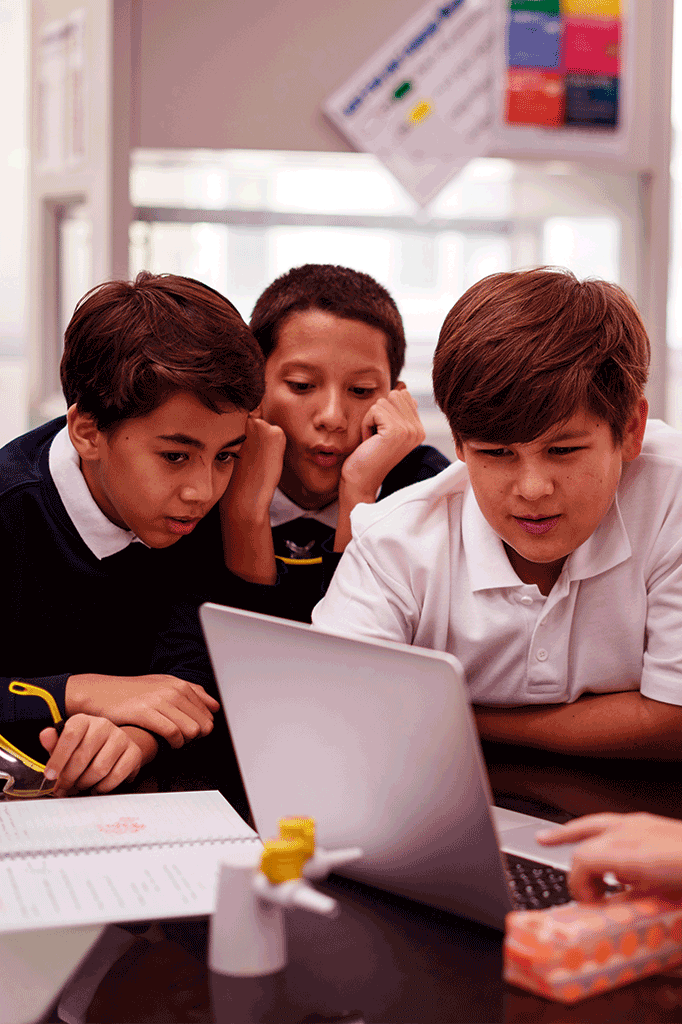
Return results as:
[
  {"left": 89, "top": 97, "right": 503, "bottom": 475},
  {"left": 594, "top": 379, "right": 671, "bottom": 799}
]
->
[
  {"left": 536, "top": 649, "right": 548, "bottom": 661},
  {"left": 520, "top": 595, "right": 533, "bottom": 605}
]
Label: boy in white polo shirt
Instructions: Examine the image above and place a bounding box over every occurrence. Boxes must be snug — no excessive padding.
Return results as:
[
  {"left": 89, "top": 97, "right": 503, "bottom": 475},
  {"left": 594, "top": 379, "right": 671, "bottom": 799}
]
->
[{"left": 312, "top": 268, "right": 682, "bottom": 758}]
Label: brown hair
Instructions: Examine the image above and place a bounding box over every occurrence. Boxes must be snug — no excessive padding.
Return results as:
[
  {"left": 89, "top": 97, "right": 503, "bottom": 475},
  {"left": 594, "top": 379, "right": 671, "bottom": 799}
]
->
[
  {"left": 61, "top": 272, "right": 265, "bottom": 429},
  {"left": 432, "top": 268, "right": 650, "bottom": 444},
  {"left": 250, "top": 264, "right": 406, "bottom": 386}
]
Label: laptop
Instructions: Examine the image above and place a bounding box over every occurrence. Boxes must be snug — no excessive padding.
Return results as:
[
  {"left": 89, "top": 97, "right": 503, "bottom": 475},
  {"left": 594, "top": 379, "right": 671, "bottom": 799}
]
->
[{"left": 200, "top": 603, "right": 583, "bottom": 931}]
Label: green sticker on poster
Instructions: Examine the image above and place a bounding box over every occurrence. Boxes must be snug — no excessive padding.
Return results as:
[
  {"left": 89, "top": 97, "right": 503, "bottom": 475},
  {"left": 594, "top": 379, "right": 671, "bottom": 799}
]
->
[{"left": 510, "top": 0, "right": 560, "bottom": 13}]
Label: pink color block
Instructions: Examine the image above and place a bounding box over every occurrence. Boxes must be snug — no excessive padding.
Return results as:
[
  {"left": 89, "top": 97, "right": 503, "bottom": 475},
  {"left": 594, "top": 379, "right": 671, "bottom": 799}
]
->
[{"left": 563, "top": 17, "right": 620, "bottom": 74}]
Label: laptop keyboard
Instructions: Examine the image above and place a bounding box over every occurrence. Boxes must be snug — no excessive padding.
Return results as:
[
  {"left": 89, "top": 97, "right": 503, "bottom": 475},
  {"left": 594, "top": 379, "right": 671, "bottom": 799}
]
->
[{"left": 504, "top": 854, "right": 572, "bottom": 910}]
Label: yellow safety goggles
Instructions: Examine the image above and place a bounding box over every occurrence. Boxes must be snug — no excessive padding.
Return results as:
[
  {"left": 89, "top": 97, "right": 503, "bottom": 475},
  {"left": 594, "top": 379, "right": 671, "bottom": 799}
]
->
[{"left": 0, "top": 682, "right": 64, "bottom": 798}]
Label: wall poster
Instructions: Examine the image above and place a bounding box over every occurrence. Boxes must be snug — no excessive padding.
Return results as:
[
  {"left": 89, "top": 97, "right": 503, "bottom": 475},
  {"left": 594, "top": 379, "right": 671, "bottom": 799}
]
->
[{"left": 324, "top": 1, "right": 636, "bottom": 207}]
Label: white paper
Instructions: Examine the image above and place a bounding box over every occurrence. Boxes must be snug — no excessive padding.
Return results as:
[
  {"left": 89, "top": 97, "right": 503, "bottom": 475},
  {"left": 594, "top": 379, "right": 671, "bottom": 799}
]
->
[
  {"left": 324, "top": 0, "right": 497, "bottom": 205},
  {"left": 0, "top": 843, "right": 261, "bottom": 933},
  {"left": 0, "top": 789, "right": 255, "bottom": 854},
  {"left": 0, "top": 791, "right": 262, "bottom": 932}
]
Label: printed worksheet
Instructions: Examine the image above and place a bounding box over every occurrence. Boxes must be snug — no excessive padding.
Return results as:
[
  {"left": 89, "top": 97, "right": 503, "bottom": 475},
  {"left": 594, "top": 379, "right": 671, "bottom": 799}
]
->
[
  {"left": 0, "top": 843, "right": 261, "bottom": 932},
  {"left": 0, "top": 791, "right": 262, "bottom": 932},
  {"left": 0, "top": 789, "right": 255, "bottom": 853}
]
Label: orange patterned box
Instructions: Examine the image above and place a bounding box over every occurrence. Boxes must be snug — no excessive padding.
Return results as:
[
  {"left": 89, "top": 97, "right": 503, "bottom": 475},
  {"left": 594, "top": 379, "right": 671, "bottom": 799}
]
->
[{"left": 504, "top": 897, "right": 682, "bottom": 1004}]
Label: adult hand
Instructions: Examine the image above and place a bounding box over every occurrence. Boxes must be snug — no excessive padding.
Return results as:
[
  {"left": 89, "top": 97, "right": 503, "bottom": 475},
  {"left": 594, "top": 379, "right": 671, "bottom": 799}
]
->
[
  {"left": 537, "top": 812, "right": 682, "bottom": 902},
  {"left": 40, "top": 715, "right": 145, "bottom": 796},
  {"left": 65, "top": 674, "right": 220, "bottom": 748},
  {"left": 340, "top": 384, "right": 425, "bottom": 505}
]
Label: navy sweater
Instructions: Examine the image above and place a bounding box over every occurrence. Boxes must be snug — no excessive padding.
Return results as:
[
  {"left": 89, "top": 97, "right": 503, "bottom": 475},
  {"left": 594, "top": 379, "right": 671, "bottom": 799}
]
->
[
  {"left": 227, "top": 444, "right": 450, "bottom": 623},
  {"left": 0, "top": 418, "right": 230, "bottom": 726}
]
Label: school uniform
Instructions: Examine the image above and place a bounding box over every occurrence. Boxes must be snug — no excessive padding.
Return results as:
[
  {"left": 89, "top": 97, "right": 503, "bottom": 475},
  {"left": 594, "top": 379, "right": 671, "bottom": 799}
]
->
[
  {"left": 229, "top": 444, "right": 450, "bottom": 623},
  {"left": 312, "top": 421, "right": 682, "bottom": 708},
  {"left": 0, "top": 418, "right": 249, "bottom": 812}
]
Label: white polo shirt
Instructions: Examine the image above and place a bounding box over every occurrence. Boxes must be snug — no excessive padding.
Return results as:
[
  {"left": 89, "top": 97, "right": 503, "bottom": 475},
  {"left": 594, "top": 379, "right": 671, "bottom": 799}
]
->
[{"left": 312, "top": 420, "right": 682, "bottom": 707}]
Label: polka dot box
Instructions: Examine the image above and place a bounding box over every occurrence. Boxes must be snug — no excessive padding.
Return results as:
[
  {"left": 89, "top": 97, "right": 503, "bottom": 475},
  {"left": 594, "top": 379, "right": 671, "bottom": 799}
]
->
[{"left": 504, "top": 896, "right": 682, "bottom": 1003}]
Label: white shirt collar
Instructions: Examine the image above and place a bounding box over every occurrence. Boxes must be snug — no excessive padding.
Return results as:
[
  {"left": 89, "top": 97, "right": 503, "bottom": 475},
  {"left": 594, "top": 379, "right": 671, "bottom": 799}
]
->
[
  {"left": 462, "top": 486, "right": 522, "bottom": 592},
  {"left": 565, "top": 496, "right": 631, "bottom": 582},
  {"left": 48, "top": 425, "right": 143, "bottom": 560},
  {"left": 461, "top": 482, "right": 631, "bottom": 593},
  {"left": 269, "top": 487, "right": 339, "bottom": 530}
]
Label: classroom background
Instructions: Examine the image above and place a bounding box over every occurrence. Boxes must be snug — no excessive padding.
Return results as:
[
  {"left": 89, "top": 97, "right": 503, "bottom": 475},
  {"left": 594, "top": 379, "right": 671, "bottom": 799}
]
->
[{"left": 0, "top": 0, "right": 679, "bottom": 463}]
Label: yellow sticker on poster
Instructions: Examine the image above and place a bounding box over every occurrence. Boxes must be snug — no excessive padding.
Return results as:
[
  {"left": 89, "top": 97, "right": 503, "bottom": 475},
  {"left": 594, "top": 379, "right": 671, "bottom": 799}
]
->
[
  {"left": 560, "top": 0, "right": 622, "bottom": 16},
  {"left": 408, "top": 100, "right": 433, "bottom": 125}
]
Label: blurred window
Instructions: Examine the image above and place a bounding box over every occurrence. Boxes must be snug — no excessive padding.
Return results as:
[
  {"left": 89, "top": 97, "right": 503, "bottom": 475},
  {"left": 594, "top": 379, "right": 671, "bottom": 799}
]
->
[{"left": 130, "top": 149, "right": 625, "bottom": 453}]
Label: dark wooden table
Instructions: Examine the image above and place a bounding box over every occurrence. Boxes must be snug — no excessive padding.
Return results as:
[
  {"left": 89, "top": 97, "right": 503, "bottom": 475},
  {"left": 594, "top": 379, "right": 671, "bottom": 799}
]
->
[
  {"left": 482, "top": 741, "right": 682, "bottom": 824},
  {"left": 44, "top": 745, "right": 682, "bottom": 1024}
]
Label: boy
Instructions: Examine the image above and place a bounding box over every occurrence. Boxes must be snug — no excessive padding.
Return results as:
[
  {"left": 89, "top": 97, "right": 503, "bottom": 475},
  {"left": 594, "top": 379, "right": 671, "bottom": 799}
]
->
[
  {"left": 1, "top": 272, "right": 264, "bottom": 796},
  {"left": 312, "top": 268, "right": 682, "bottom": 759},
  {"left": 221, "top": 263, "right": 449, "bottom": 622}
]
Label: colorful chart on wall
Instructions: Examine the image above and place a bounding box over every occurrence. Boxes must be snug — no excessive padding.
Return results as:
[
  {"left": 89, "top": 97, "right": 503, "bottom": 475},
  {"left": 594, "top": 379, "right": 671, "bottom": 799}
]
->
[
  {"left": 499, "top": 1, "right": 628, "bottom": 143},
  {"left": 324, "top": 0, "right": 640, "bottom": 207},
  {"left": 323, "top": 0, "right": 497, "bottom": 206}
]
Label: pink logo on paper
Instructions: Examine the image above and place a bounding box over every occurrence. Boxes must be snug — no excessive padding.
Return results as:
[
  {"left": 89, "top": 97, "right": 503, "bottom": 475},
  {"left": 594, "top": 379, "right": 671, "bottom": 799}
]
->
[{"left": 98, "top": 816, "right": 146, "bottom": 835}]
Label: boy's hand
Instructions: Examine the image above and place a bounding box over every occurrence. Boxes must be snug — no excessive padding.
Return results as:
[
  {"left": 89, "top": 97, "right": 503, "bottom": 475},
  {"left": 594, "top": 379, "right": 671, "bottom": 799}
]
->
[
  {"left": 221, "top": 413, "right": 286, "bottom": 524},
  {"left": 40, "top": 715, "right": 145, "bottom": 796},
  {"left": 536, "top": 812, "right": 682, "bottom": 902},
  {"left": 340, "top": 384, "right": 425, "bottom": 506},
  {"left": 219, "top": 413, "right": 286, "bottom": 585},
  {"left": 65, "top": 674, "right": 220, "bottom": 749}
]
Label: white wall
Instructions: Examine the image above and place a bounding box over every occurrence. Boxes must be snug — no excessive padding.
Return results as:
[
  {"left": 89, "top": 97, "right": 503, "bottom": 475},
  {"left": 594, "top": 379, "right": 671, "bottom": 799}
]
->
[
  {"left": 0, "top": 0, "right": 27, "bottom": 354},
  {"left": 23, "top": 0, "right": 677, "bottom": 426},
  {"left": 0, "top": 0, "right": 28, "bottom": 444},
  {"left": 132, "top": 0, "right": 423, "bottom": 152}
]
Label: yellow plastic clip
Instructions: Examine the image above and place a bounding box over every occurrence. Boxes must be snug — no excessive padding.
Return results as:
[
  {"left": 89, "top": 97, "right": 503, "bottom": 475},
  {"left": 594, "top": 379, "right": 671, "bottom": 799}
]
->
[
  {"left": 9, "top": 681, "right": 63, "bottom": 725},
  {"left": 260, "top": 838, "right": 309, "bottom": 884},
  {"left": 279, "top": 817, "right": 315, "bottom": 859}
]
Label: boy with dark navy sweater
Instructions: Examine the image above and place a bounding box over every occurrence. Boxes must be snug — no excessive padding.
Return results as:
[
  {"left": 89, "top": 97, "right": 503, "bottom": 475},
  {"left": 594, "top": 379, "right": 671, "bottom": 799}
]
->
[
  {"left": 221, "top": 264, "right": 449, "bottom": 622},
  {"left": 1, "top": 272, "right": 264, "bottom": 797}
]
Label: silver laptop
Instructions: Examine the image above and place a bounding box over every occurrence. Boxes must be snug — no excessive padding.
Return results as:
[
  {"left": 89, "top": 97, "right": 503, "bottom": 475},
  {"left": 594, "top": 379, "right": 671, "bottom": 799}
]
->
[{"left": 200, "top": 603, "right": 581, "bottom": 931}]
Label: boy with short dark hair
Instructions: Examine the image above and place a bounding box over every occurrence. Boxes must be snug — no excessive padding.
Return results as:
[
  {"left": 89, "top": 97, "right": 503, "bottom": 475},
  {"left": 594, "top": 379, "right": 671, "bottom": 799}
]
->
[
  {"left": 313, "top": 268, "right": 682, "bottom": 759},
  {"left": 221, "top": 263, "right": 449, "bottom": 622},
  {"left": 1, "top": 271, "right": 264, "bottom": 796}
]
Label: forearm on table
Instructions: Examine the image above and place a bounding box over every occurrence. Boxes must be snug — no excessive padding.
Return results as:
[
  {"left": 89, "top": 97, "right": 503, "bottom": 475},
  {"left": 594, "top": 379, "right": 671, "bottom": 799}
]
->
[
  {"left": 474, "top": 690, "right": 682, "bottom": 759},
  {"left": 65, "top": 673, "right": 113, "bottom": 716}
]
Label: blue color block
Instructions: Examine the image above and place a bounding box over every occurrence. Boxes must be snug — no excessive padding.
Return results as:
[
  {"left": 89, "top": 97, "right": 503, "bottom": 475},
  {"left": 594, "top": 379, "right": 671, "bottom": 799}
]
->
[{"left": 507, "top": 11, "right": 561, "bottom": 69}]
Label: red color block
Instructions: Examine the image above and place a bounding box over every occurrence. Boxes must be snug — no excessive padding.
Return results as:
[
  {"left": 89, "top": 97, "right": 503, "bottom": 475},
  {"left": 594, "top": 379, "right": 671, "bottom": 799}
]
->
[{"left": 505, "top": 69, "right": 565, "bottom": 127}]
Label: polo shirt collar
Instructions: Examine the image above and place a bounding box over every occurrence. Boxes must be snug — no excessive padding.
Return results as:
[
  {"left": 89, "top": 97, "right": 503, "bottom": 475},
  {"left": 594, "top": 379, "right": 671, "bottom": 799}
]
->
[
  {"left": 461, "top": 483, "right": 631, "bottom": 592},
  {"left": 565, "top": 496, "right": 631, "bottom": 582},
  {"left": 269, "top": 487, "right": 339, "bottom": 529},
  {"left": 462, "top": 486, "right": 521, "bottom": 591},
  {"left": 49, "top": 425, "right": 143, "bottom": 560}
]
